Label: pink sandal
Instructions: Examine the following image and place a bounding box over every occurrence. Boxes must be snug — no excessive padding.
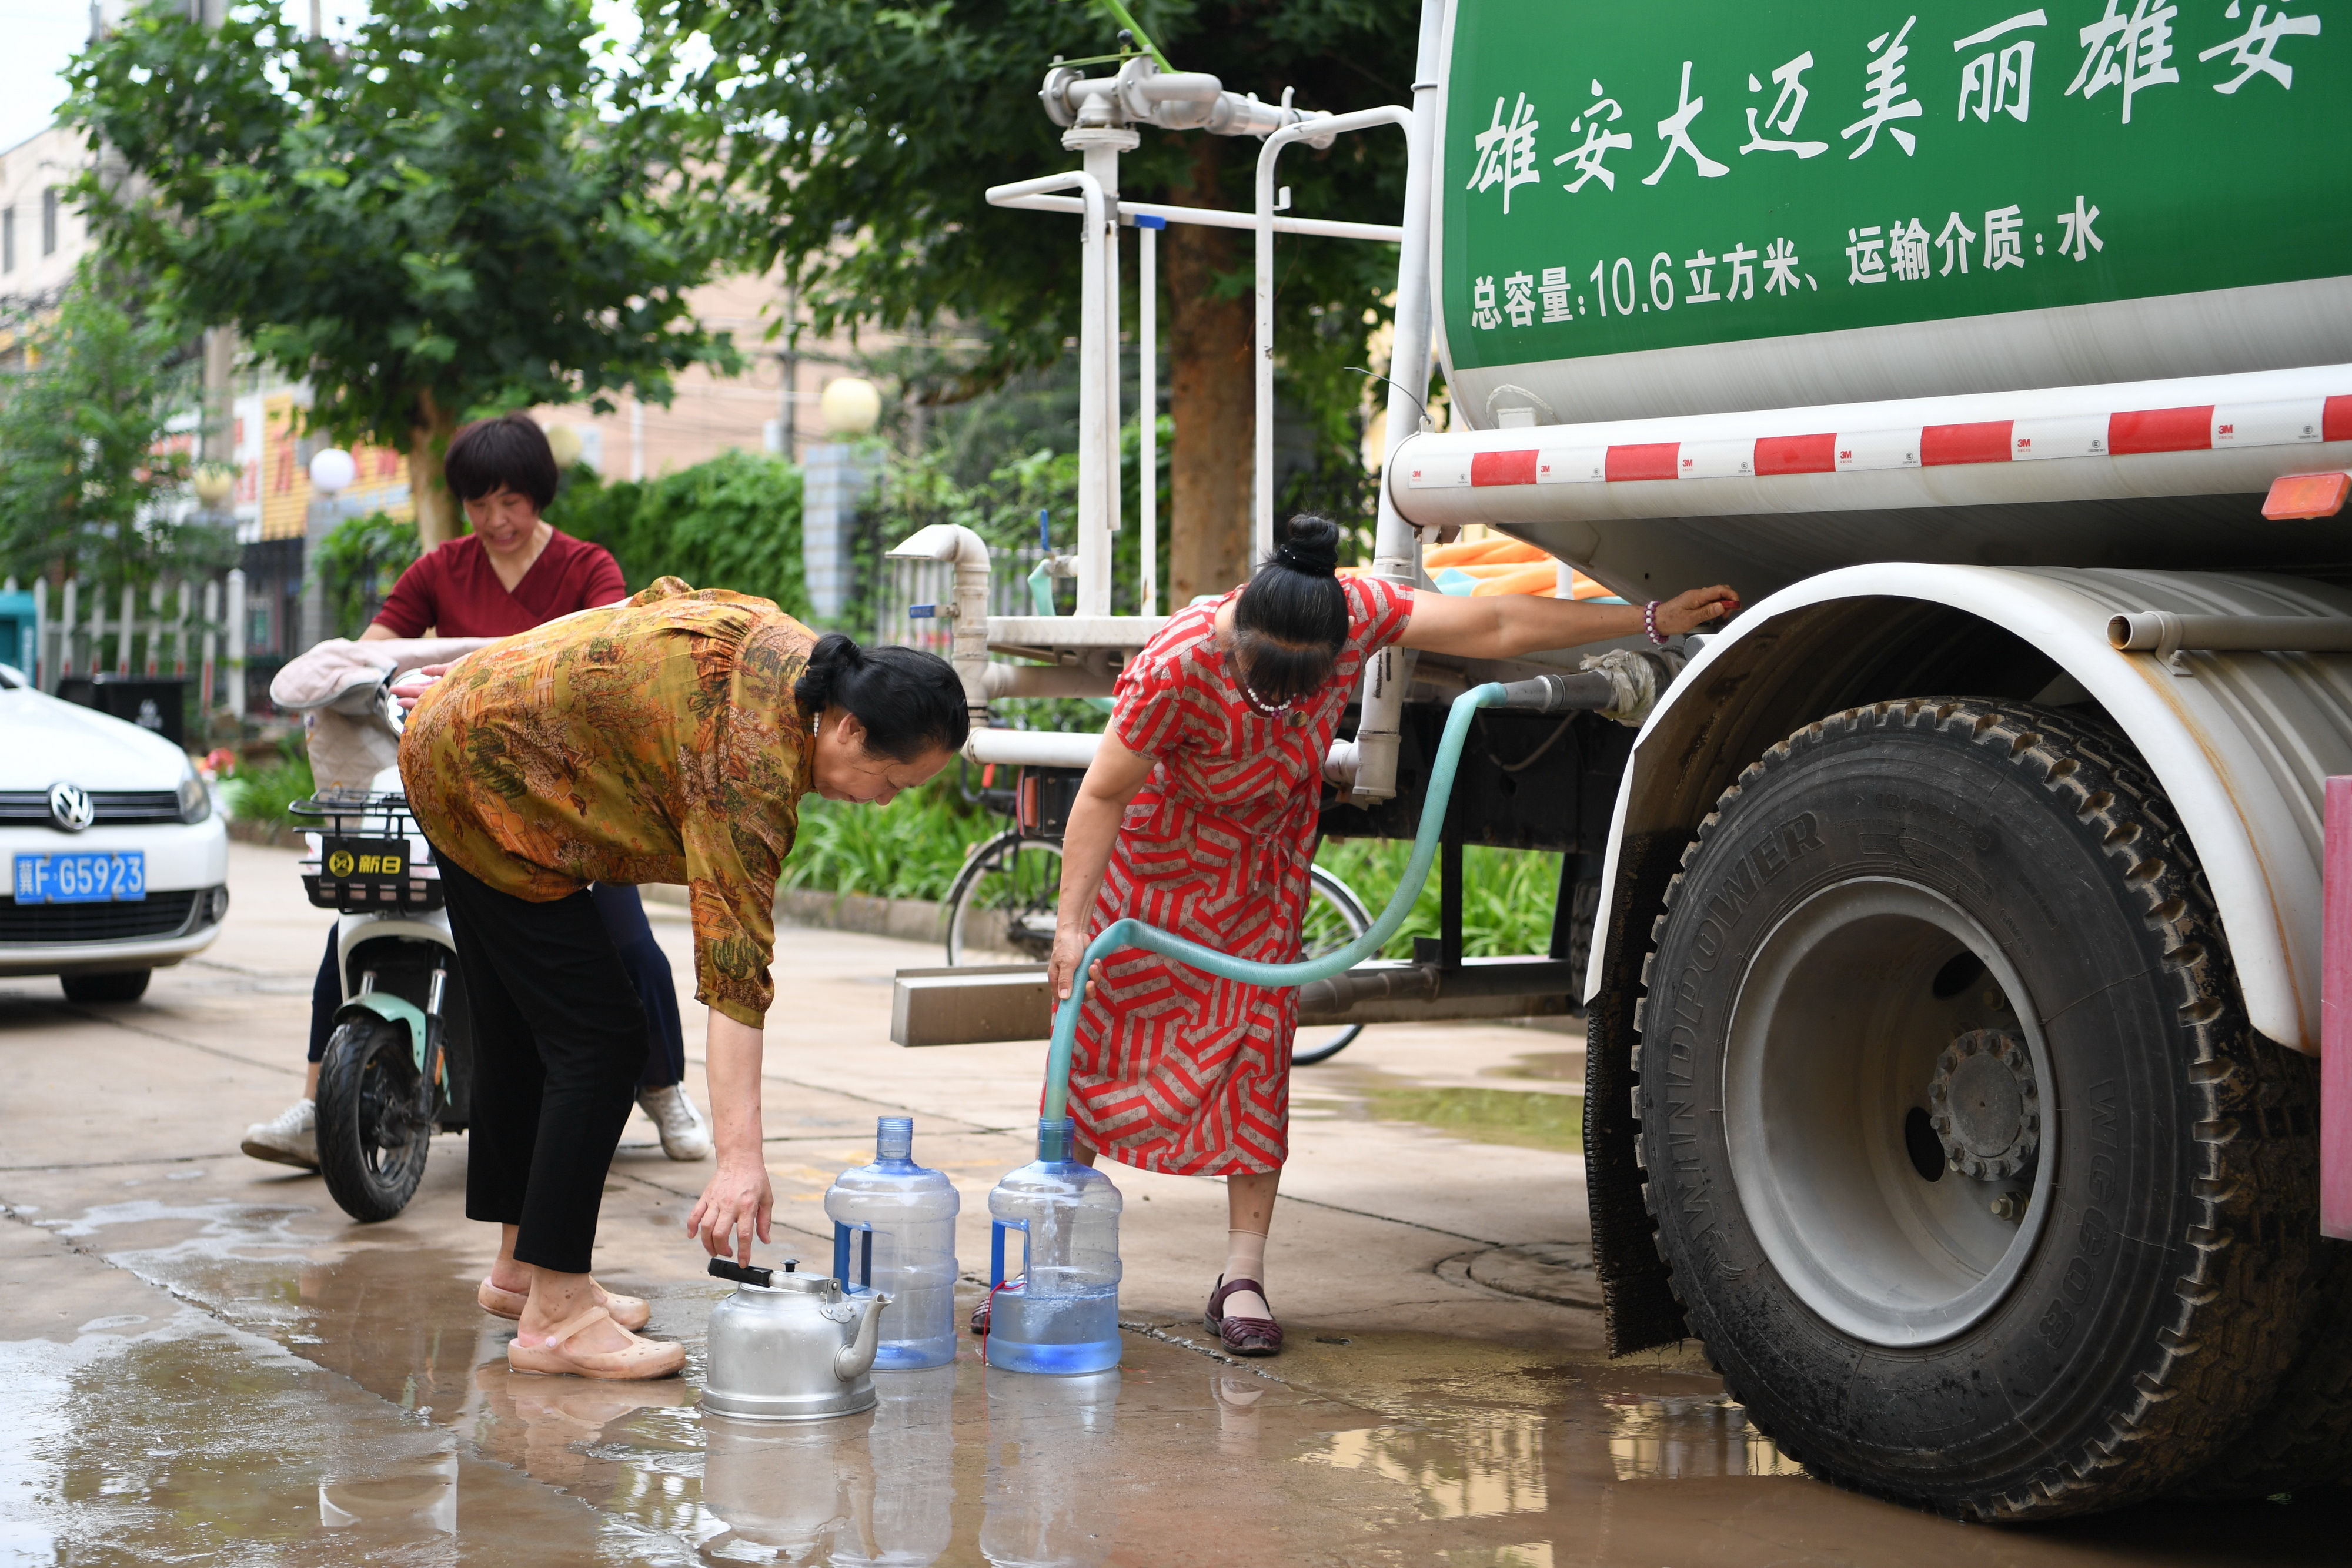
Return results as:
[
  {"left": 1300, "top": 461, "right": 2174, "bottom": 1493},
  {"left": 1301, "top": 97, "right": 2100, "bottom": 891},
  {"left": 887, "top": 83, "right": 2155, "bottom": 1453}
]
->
[
  {"left": 507, "top": 1305, "right": 684, "bottom": 1381},
  {"left": 479, "top": 1278, "right": 650, "bottom": 1331}
]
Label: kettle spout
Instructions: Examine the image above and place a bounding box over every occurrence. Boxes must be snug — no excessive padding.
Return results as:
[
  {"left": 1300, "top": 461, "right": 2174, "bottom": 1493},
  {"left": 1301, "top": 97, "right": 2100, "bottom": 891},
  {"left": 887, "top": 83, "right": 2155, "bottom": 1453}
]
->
[{"left": 834, "top": 1292, "right": 893, "bottom": 1382}]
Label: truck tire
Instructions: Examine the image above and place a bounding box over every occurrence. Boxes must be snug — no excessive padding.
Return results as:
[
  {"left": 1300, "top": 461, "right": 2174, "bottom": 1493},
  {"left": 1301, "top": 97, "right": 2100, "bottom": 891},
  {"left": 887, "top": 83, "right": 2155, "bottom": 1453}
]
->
[
  {"left": 315, "top": 1015, "right": 433, "bottom": 1223},
  {"left": 1634, "top": 698, "right": 2320, "bottom": 1521},
  {"left": 2186, "top": 1238, "right": 2352, "bottom": 1496}
]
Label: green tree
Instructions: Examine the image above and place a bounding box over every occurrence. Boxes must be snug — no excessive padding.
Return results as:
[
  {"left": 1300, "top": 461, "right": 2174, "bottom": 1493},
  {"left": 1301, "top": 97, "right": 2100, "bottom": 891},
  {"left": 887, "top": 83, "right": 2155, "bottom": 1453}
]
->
[
  {"left": 0, "top": 263, "right": 228, "bottom": 597},
  {"left": 662, "top": 0, "right": 1414, "bottom": 599},
  {"left": 65, "top": 0, "right": 739, "bottom": 550}
]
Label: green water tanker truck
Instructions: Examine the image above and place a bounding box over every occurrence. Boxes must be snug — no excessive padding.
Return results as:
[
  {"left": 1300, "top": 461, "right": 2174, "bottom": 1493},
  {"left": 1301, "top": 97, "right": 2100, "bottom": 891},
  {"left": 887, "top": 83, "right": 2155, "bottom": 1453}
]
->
[{"left": 890, "top": 0, "right": 2352, "bottom": 1520}]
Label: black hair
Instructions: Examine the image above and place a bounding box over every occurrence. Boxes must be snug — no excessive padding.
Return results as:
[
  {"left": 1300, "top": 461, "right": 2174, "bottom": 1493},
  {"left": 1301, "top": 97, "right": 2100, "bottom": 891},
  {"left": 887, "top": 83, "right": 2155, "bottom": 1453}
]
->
[
  {"left": 1231, "top": 514, "right": 1349, "bottom": 706},
  {"left": 793, "top": 633, "right": 971, "bottom": 763},
  {"left": 444, "top": 413, "right": 561, "bottom": 511}
]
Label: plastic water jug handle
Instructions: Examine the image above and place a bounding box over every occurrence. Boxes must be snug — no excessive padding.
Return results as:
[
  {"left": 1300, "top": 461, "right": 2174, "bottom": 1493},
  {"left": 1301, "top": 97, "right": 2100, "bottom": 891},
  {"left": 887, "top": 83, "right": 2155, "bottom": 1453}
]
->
[
  {"left": 990, "top": 1218, "right": 1029, "bottom": 1288},
  {"left": 831, "top": 1221, "right": 875, "bottom": 1290}
]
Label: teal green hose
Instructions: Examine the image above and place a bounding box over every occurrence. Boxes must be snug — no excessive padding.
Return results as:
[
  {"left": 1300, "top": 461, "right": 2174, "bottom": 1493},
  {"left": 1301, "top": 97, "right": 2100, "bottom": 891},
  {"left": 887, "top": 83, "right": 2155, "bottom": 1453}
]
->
[{"left": 1041, "top": 682, "right": 1509, "bottom": 1119}]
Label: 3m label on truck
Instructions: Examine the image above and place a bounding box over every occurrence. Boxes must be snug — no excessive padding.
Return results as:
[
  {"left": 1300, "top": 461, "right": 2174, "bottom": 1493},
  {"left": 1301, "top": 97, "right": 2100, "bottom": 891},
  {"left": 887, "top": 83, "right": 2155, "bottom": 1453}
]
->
[{"left": 1441, "top": 0, "right": 2348, "bottom": 371}]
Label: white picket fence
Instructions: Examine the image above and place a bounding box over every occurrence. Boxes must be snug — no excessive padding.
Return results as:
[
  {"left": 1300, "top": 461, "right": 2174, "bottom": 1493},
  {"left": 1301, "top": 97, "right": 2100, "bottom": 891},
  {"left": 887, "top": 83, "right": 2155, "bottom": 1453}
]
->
[{"left": 12, "top": 570, "right": 250, "bottom": 717}]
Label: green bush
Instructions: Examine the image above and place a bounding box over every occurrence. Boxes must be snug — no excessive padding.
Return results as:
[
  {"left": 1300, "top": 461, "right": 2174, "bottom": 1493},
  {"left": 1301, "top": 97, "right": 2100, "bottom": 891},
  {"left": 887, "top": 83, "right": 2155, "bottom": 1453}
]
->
[
  {"left": 218, "top": 735, "right": 316, "bottom": 827},
  {"left": 773, "top": 777, "right": 1562, "bottom": 961},
  {"left": 309, "top": 510, "right": 418, "bottom": 640},
  {"left": 548, "top": 449, "right": 807, "bottom": 616},
  {"left": 1314, "top": 839, "right": 1562, "bottom": 959},
  {"left": 780, "top": 780, "right": 987, "bottom": 902}
]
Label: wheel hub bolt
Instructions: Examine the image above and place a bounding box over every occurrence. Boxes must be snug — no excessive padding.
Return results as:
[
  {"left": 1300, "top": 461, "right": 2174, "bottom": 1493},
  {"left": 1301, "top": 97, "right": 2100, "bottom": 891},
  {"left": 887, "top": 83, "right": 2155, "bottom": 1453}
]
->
[{"left": 1927, "top": 1028, "right": 2041, "bottom": 1181}]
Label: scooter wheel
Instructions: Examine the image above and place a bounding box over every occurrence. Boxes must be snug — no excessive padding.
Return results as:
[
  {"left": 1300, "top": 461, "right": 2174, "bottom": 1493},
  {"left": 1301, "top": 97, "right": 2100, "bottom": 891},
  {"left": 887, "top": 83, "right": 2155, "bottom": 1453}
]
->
[{"left": 316, "top": 1015, "right": 433, "bottom": 1222}]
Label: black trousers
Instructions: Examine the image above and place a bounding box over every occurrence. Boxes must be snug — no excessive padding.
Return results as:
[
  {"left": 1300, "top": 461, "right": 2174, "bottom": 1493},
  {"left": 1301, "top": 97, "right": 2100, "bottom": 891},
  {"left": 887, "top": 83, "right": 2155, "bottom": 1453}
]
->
[
  {"left": 308, "top": 884, "right": 684, "bottom": 1089},
  {"left": 435, "top": 850, "right": 650, "bottom": 1275}
]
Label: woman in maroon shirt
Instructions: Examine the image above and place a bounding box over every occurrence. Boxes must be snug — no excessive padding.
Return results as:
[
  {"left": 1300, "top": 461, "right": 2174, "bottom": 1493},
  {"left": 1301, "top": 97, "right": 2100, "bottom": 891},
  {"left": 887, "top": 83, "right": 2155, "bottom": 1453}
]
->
[{"left": 241, "top": 415, "right": 711, "bottom": 1189}]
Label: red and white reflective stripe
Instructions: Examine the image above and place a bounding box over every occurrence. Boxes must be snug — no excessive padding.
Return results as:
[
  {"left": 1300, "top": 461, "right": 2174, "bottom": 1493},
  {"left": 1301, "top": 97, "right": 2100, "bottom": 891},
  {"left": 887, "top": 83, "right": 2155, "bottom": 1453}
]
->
[{"left": 1407, "top": 394, "right": 2352, "bottom": 490}]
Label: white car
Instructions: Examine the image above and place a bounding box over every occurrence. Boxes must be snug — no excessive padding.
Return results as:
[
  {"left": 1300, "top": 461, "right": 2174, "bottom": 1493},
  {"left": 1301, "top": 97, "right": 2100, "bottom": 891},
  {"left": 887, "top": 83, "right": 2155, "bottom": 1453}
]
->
[{"left": 1, "top": 664, "right": 229, "bottom": 1000}]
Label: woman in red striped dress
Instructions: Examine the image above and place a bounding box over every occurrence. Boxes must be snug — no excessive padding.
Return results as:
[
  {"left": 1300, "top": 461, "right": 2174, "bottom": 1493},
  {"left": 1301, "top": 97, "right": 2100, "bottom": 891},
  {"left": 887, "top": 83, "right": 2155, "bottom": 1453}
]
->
[{"left": 1041, "top": 514, "right": 1736, "bottom": 1355}]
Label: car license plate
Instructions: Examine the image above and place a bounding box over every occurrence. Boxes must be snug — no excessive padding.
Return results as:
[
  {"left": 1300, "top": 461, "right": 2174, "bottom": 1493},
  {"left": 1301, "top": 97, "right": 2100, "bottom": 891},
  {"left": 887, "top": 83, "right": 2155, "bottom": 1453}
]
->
[
  {"left": 320, "top": 837, "right": 413, "bottom": 886},
  {"left": 14, "top": 851, "right": 146, "bottom": 904}
]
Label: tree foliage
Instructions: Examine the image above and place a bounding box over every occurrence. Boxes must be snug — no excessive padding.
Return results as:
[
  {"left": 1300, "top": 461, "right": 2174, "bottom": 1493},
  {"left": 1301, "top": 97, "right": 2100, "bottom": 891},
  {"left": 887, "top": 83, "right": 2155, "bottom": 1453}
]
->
[
  {"left": 65, "top": 0, "right": 739, "bottom": 541},
  {"left": 0, "top": 263, "right": 228, "bottom": 593},
  {"left": 660, "top": 0, "right": 1414, "bottom": 469}
]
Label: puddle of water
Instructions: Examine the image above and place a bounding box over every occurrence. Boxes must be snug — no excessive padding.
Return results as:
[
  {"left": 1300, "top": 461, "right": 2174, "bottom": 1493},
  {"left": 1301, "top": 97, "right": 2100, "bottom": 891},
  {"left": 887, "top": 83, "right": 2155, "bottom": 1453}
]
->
[{"left": 13, "top": 1192, "right": 2351, "bottom": 1567}]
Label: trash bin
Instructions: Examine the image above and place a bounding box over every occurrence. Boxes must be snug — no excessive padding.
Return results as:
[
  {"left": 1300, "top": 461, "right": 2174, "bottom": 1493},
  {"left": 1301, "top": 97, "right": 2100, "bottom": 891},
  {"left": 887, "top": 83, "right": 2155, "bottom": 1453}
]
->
[{"left": 58, "top": 674, "right": 192, "bottom": 747}]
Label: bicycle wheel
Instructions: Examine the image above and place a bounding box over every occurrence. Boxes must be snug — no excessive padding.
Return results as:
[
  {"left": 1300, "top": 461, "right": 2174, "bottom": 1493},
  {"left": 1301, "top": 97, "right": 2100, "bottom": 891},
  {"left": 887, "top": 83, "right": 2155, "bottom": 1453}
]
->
[
  {"left": 1292, "top": 865, "right": 1372, "bottom": 1065},
  {"left": 944, "top": 831, "right": 1065, "bottom": 965}
]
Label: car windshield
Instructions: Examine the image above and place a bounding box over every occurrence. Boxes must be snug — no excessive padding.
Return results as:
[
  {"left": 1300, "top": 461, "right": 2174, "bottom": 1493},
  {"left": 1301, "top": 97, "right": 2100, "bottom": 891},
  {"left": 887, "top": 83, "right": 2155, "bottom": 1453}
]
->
[{"left": 0, "top": 664, "right": 22, "bottom": 690}]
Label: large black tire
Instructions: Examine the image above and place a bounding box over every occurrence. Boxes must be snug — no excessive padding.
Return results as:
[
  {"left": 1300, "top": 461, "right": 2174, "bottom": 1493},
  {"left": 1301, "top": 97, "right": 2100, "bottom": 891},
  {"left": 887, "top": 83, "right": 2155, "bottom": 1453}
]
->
[
  {"left": 1634, "top": 698, "right": 2320, "bottom": 1521},
  {"left": 315, "top": 1015, "right": 433, "bottom": 1223},
  {"left": 2187, "top": 1236, "right": 2352, "bottom": 1496},
  {"left": 61, "top": 969, "right": 150, "bottom": 1003}
]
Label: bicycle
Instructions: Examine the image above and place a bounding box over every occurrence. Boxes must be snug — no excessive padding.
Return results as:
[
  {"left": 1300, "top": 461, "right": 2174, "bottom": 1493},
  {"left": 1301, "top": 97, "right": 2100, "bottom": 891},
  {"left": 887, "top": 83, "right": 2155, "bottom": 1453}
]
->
[{"left": 939, "top": 761, "right": 1374, "bottom": 1065}]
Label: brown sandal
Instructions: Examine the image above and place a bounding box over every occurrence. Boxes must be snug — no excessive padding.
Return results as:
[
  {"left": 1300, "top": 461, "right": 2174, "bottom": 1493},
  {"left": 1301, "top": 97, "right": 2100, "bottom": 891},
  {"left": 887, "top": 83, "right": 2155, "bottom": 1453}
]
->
[
  {"left": 507, "top": 1305, "right": 684, "bottom": 1381},
  {"left": 479, "top": 1278, "right": 650, "bottom": 1332},
  {"left": 1205, "top": 1276, "right": 1282, "bottom": 1357}
]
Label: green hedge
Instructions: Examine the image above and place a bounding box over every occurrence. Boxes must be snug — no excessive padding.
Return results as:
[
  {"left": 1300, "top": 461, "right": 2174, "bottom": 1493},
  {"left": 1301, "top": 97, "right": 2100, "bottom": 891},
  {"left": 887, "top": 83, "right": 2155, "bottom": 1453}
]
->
[{"left": 547, "top": 449, "right": 807, "bottom": 617}]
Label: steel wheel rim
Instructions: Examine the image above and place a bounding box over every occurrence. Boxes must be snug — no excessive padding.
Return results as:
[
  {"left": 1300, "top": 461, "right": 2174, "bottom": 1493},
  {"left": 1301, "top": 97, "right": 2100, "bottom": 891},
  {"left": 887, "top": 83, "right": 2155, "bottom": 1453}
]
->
[{"left": 1721, "top": 877, "right": 2057, "bottom": 1346}]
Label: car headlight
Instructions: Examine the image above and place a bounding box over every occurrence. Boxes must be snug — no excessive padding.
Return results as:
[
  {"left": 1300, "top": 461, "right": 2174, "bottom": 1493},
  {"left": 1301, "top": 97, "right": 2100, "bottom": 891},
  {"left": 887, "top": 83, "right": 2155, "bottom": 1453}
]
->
[{"left": 178, "top": 773, "right": 212, "bottom": 825}]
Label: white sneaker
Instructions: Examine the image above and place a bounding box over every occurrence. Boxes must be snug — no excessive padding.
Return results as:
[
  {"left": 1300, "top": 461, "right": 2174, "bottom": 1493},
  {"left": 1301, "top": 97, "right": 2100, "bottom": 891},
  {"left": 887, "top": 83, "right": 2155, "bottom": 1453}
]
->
[
  {"left": 638, "top": 1084, "right": 713, "bottom": 1161},
  {"left": 241, "top": 1099, "right": 319, "bottom": 1169}
]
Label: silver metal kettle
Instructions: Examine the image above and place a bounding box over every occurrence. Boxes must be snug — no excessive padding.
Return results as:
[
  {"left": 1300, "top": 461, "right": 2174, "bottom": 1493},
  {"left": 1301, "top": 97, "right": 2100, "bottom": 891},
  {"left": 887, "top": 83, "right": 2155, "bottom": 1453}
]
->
[{"left": 702, "top": 1257, "right": 894, "bottom": 1422}]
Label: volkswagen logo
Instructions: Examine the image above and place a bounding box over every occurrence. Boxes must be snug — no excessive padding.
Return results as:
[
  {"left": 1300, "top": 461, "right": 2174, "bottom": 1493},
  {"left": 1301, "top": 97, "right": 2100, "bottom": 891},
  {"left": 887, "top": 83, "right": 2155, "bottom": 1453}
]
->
[{"left": 48, "top": 782, "right": 95, "bottom": 833}]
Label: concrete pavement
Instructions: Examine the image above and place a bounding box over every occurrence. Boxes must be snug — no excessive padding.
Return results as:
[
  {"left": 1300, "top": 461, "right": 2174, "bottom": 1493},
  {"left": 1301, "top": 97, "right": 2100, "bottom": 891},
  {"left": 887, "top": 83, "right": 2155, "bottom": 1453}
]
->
[{"left": 0, "top": 842, "right": 2340, "bottom": 1564}]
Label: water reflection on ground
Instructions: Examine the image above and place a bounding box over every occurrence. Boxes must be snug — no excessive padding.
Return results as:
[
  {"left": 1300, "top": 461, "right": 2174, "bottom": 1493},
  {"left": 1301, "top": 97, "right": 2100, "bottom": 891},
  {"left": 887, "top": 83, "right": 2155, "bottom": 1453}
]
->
[{"left": 4, "top": 1194, "right": 2345, "bottom": 1566}]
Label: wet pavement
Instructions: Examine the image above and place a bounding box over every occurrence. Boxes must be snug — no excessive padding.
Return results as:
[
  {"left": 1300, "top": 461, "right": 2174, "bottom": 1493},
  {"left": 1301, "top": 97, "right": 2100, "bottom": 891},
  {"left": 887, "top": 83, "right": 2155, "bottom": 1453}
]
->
[{"left": 2, "top": 845, "right": 2344, "bottom": 1564}]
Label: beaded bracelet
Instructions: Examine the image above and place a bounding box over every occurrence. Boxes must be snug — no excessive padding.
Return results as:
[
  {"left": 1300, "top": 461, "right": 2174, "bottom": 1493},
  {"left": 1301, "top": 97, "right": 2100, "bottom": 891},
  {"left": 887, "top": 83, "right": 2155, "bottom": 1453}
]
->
[{"left": 1644, "top": 599, "right": 1669, "bottom": 646}]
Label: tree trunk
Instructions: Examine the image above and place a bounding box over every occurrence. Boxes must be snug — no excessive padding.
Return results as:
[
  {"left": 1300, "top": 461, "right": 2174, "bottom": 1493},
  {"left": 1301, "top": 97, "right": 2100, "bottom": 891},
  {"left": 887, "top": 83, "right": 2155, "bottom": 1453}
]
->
[
  {"left": 1162, "top": 142, "right": 1254, "bottom": 607},
  {"left": 407, "top": 389, "right": 460, "bottom": 550}
]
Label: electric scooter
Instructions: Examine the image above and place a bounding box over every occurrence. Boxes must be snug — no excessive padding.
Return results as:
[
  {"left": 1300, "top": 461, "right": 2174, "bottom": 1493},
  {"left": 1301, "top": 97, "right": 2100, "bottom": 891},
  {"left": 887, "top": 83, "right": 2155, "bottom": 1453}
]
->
[{"left": 274, "top": 641, "right": 483, "bottom": 1222}]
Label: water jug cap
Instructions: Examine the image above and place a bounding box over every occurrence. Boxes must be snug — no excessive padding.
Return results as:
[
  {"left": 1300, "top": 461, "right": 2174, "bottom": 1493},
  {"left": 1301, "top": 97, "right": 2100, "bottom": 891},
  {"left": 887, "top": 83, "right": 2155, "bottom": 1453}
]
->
[
  {"left": 1035, "top": 1116, "right": 1075, "bottom": 1162},
  {"left": 876, "top": 1115, "right": 914, "bottom": 1162}
]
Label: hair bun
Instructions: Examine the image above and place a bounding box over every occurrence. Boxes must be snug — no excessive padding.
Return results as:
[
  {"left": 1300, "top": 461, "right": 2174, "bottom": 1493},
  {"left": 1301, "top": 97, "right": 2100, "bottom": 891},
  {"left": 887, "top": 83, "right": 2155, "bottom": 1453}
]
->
[{"left": 1272, "top": 514, "right": 1341, "bottom": 577}]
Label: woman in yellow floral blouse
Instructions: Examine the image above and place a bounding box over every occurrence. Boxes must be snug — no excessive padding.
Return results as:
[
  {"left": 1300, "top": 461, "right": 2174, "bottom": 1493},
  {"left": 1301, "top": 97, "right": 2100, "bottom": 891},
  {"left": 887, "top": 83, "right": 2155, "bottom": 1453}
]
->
[{"left": 397, "top": 577, "right": 968, "bottom": 1379}]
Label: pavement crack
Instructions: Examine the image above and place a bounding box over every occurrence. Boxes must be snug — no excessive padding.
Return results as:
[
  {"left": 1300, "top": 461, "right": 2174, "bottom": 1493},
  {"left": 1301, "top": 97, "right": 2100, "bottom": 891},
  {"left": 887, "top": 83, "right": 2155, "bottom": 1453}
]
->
[{"left": 39, "top": 1002, "right": 303, "bottom": 1078}]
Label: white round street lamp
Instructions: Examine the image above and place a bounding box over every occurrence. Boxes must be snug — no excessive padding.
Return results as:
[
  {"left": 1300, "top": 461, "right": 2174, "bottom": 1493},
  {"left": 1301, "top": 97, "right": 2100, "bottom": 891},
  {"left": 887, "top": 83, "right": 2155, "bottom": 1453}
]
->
[{"left": 309, "top": 448, "right": 357, "bottom": 494}]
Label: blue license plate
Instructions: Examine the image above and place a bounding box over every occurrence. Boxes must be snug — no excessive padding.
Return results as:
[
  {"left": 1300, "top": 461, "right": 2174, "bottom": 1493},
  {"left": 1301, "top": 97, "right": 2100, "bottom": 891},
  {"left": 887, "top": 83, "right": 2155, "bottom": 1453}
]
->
[{"left": 14, "top": 851, "right": 146, "bottom": 904}]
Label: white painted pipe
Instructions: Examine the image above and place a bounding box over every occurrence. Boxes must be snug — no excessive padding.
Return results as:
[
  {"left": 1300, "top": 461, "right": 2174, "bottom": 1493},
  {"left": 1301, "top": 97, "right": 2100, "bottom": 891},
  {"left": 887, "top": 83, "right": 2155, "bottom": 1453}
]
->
[
  {"left": 1138, "top": 218, "right": 1159, "bottom": 617},
  {"left": 991, "top": 191, "right": 1402, "bottom": 244},
  {"left": 1351, "top": 0, "right": 1448, "bottom": 805},
  {"left": 884, "top": 523, "right": 994, "bottom": 720},
  {"left": 989, "top": 169, "right": 1114, "bottom": 618},
  {"left": 1254, "top": 103, "right": 1414, "bottom": 571}
]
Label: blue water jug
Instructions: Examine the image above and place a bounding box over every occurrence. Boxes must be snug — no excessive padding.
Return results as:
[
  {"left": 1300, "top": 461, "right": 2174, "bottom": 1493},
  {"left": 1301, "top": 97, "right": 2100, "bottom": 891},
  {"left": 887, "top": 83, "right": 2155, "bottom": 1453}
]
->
[
  {"left": 985, "top": 1116, "right": 1122, "bottom": 1375},
  {"left": 825, "top": 1116, "right": 960, "bottom": 1370}
]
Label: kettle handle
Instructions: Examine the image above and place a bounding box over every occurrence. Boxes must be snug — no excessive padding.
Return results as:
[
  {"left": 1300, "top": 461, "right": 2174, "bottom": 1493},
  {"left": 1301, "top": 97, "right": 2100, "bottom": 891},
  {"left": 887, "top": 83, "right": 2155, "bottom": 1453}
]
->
[
  {"left": 990, "top": 1218, "right": 1029, "bottom": 1288},
  {"left": 707, "top": 1256, "right": 799, "bottom": 1289}
]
